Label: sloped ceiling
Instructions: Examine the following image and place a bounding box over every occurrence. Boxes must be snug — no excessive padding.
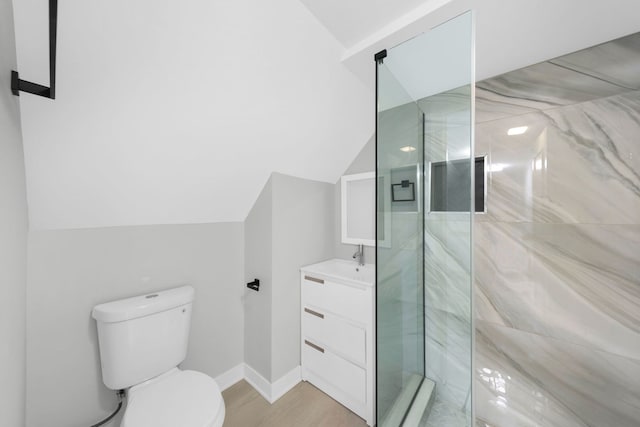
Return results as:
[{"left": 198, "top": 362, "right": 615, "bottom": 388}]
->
[
  {"left": 13, "top": 0, "right": 374, "bottom": 230},
  {"left": 304, "top": 0, "right": 640, "bottom": 104},
  {"left": 14, "top": 0, "right": 640, "bottom": 230},
  {"left": 297, "top": 0, "right": 429, "bottom": 48}
]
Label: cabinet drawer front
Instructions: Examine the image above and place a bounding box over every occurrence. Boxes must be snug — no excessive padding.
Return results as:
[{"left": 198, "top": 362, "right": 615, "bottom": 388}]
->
[
  {"left": 302, "top": 277, "right": 368, "bottom": 322},
  {"left": 303, "top": 308, "right": 365, "bottom": 365},
  {"left": 303, "top": 340, "right": 366, "bottom": 403}
]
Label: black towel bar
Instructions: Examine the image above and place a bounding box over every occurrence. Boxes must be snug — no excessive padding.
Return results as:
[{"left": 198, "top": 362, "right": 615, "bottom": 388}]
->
[{"left": 247, "top": 279, "right": 260, "bottom": 292}]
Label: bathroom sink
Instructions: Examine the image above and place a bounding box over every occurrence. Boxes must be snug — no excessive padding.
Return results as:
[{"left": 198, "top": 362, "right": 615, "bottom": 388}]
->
[{"left": 300, "top": 258, "right": 374, "bottom": 287}]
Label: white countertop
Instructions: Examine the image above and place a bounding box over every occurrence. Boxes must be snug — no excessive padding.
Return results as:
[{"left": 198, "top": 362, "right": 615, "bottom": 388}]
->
[{"left": 300, "top": 258, "right": 375, "bottom": 287}]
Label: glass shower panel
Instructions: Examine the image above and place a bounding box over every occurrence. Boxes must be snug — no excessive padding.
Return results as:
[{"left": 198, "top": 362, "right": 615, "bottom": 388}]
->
[
  {"left": 377, "top": 62, "right": 425, "bottom": 426},
  {"left": 377, "top": 11, "right": 474, "bottom": 427}
]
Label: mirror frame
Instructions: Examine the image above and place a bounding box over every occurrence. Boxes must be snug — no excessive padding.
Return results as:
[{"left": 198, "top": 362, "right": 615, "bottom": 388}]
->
[{"left": 341, "top": 172, "right": 376, "bottom": 247}]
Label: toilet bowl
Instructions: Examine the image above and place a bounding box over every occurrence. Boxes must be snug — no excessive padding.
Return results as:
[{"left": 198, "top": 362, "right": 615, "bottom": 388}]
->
[
  {"left": 92, "top": 286, "right": 225, "bottom": 427},
  {"left": 121, "top": 368, "right": 224, "bottom": 427}
]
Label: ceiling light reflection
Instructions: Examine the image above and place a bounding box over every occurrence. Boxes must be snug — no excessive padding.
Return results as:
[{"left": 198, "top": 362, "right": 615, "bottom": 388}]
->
[
  {"left": 488, "top": 163, "right": 508, "bottom": 172},
  {"left": 507, "top": 126, "right": 528, "bottom": 136},
  {"left": 400, "top": 146, "right": 416, "bottom": 152}
]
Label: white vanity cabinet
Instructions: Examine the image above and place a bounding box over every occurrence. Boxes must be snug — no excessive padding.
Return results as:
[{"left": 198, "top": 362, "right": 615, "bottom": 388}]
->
[{"left": 300, "top": 259, "right": 375, "bottom": 426}]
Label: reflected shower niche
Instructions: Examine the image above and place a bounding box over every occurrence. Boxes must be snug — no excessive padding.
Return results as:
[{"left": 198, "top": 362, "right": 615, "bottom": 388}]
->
[{"left": 429, "top": 157, "right": 485, "bottom": 213}]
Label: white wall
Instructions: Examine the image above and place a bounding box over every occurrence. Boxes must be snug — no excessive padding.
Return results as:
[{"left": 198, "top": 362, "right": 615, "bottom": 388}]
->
[
  {"left": 13, "top": 0, "right": 373, "bottom": 230},
  {"left": 244, "top": 177, "right": 274, "bottom": 380},
  {"left": 299, "top": 0, "right": 428, "bottom": 48},
  {"left": 0, "top": 0, "right": 28, "bottom": 424},
  {"left": 243, "top": 173, "right": 334, "bottom": 382},
  {"left": 26, "top": 223, "right": 244, "bottom": 427},
  {"left": 271, "top": 173, "right": 335, "bottom": 380}
]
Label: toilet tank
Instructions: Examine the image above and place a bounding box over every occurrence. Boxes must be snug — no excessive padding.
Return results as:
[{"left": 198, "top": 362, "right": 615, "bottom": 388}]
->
[{"left": 92, "top": 286, "right": 194, "bottom": 390}]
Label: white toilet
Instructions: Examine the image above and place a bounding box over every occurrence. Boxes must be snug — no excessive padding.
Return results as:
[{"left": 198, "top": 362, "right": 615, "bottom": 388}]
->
[{"left": 92, "top": 285, "right": 225, "bottom": 427}]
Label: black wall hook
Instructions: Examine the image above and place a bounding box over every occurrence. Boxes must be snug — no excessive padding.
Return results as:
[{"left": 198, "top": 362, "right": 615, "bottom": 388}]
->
[
  {"left": 246, "top": 279, "right": 260, "bottom": 292},
  {"left": 12, "top": 0, "right": 58, "bottom": 99}
]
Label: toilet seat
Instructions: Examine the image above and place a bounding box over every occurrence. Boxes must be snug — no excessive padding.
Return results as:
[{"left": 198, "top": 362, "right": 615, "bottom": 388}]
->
[{"left": 121, "top": 368, "right": 225, "bottom": 427}]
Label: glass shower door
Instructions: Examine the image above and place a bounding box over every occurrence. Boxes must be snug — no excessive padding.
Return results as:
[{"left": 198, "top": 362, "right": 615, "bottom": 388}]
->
[
  {"left": 376, "top": 11, "right": 474, "bottom": 426},
  {"left": 376, "top": 62, "right": 426, "bottom": 426}
]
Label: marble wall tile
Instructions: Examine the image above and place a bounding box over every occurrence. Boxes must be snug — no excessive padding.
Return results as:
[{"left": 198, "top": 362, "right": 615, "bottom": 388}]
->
[
  {"left": 475, "top": 87, "right": 540, "bottom": 124},
  {"left": 476, "top": 62, "right": 627, "bottom": 118},
  {"left": 422, "top": 218, "right": 473, "bottom": 421},
  {"left": 474, "top": 33, "right": 640, "bottom": 427},
  {"left": 424, "top": 308, "right": 471, "bottom": 409},
  {"left": 475, "top": 221, "right": 640, "bottom": 360},
  {"left": 420, "top": 86, "right": 472, "bottom": 163},
  {"left": 550, "top": 33, "right": 640, "bottom": 90},
  {"left": 476, "top": 90, "right": 640, "bottom": 224},
  {"left": 476, "top": 321, "right": 640, "bottom": 427},
  {"left": 476, "top": 33, "right": 640, "bottom": 124},
  {"left": 421, "top": 395, "right": 469, "bottom": 427},
  {"left": 416, "top": 85, "right": 474, "bottom": 424},
  {"left": 424, "top": 218, "right": 471, "bottom": 320}
]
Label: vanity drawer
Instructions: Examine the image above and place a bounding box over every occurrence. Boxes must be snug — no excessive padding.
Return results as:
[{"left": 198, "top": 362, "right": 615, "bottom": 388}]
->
[
  {"left": 303, "top": 307, "right": 365, "bottom": 365},
  {"left": 303, "top": 339, "right": 366, "bottom": 403},
  {"left": 302, "top": 276, "right": 369, "bottom": 323}
]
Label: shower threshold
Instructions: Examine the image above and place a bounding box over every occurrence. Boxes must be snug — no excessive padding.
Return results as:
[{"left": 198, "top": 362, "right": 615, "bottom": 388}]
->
[{"left": 380, "top": 375, "right": 435, "bottom": 427}]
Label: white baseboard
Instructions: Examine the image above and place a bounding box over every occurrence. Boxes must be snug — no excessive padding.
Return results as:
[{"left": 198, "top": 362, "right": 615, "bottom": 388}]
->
[
  {"left": 243, "top": 363, "right": 273, "bottom": 402},
  {"left": 213, "top": 363, "right": 302, "bottom": 403},
  {"left": 271, "top": 366, "right": 302, "bottom": 403},
  {"left": 243, "top": 364, "right": 301, "bottom": 404},
  {"left": 214, "top": 363, "right": 245, "bottom": 391}
]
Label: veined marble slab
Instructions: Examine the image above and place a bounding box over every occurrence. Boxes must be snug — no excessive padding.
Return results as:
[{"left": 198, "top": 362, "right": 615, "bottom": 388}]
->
[
  {"left": 476, "top": 90, "right": 640, "bottom": 224},
  {"left": 476, "top": 32, "right": 640, "bottom": 124},
  {"left": 424, "top": 307, "right": 471, "bottom": 409},
  {"left": 476, "top": 321, "right": 640, "bottom": 427},
  {"left": 476, "top": 61, "right": 627, "bottom": 119},
  {"left": 475, "top": 221, "right": 640, "bottom": 360},
  {"left": 475, "top": 86, "right": 541, "bottom": 124},
  {"left": 474, "top": 32, "right": 640, "bottom": 427},
  {"left": 550, "top": 32, "right": 640, "bottom": 91},
  {"left": 422, "top": 394, "right": 468, "bottom": 427},
  {"left": 424, "top": 218, "right": 471, "bottom": 320}
]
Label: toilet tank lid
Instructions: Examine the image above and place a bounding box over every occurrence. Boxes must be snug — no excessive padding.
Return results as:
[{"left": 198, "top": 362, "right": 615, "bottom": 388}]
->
[{"left": 92, "top": 285, "right": 194, "bottom": 323}]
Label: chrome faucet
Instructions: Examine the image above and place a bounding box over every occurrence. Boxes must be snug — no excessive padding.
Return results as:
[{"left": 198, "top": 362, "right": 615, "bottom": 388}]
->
[{"left": 352, "top": 244, "right": 365, "bottom": 266}]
